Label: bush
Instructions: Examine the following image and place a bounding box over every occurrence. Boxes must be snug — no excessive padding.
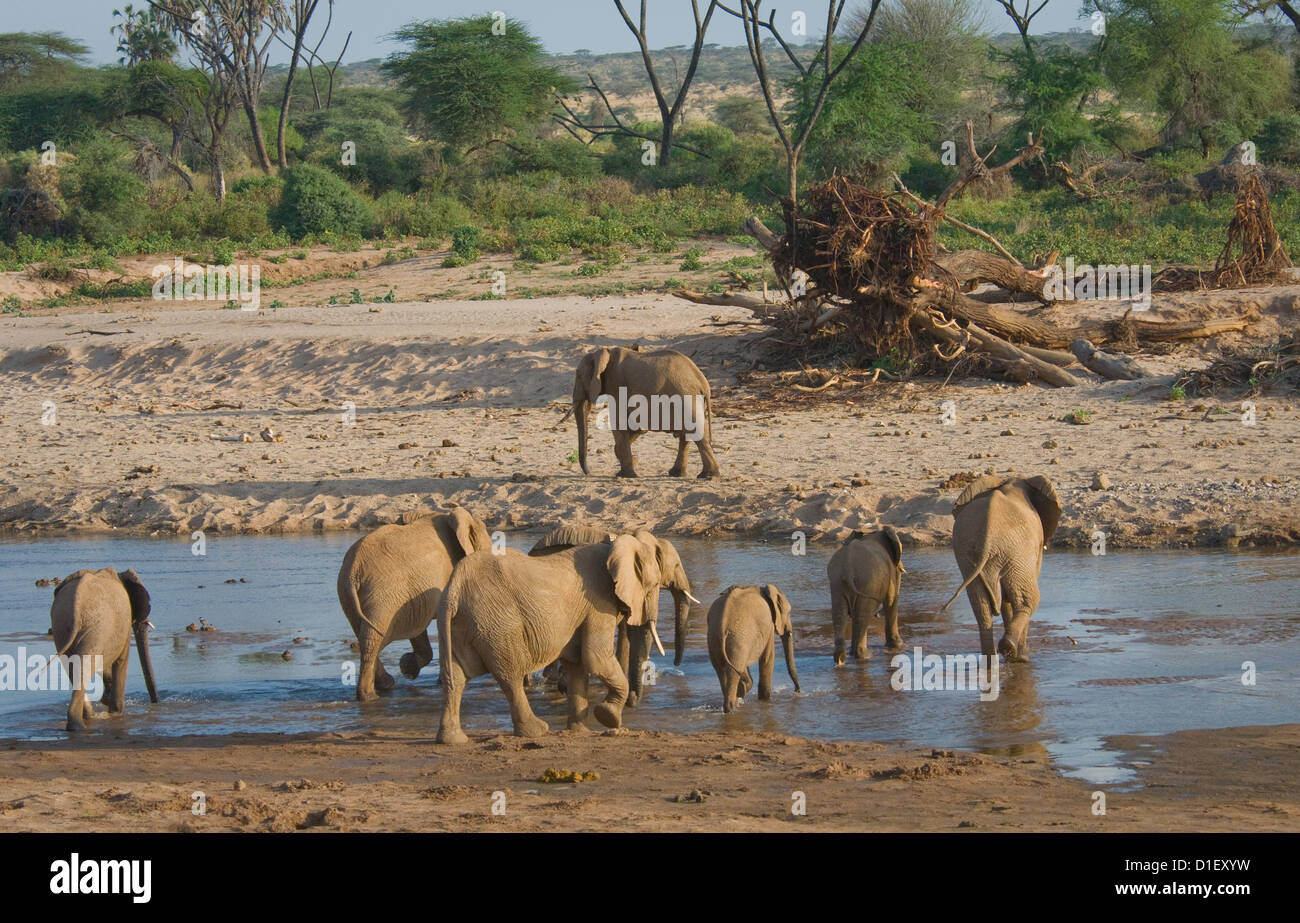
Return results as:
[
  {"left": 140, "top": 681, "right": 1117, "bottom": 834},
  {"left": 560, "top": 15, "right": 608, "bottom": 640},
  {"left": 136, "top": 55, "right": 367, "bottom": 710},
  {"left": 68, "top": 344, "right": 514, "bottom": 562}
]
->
[
  {"left": 1256, "top": 113, "right": 1300, "bottom": 167},
  {"left": 450, "top": 225, "right": 482, "bottom": 260},
  {"left": 58, "top": 137, "right": 149, "bottom": 244},
  {"left": 273, "top": 163, "right": 372, "bottom": 239}
]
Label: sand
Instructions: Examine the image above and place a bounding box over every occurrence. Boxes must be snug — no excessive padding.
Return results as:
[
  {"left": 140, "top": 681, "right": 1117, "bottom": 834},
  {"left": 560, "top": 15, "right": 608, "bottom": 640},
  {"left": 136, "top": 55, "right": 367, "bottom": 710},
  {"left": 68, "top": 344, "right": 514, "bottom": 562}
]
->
[{"left": 1, "top": 281, "right": 1297, "bottom": 548}]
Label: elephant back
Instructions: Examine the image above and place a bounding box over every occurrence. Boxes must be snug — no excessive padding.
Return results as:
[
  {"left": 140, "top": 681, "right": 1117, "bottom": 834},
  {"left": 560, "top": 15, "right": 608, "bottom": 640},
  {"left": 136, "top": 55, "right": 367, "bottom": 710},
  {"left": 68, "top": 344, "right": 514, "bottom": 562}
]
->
[
  {"left": 951, "top": 475, "right": 1012, "bottom": 518},
  {"left": 529, "top": 523, "right": 611, "bottom": 556}
]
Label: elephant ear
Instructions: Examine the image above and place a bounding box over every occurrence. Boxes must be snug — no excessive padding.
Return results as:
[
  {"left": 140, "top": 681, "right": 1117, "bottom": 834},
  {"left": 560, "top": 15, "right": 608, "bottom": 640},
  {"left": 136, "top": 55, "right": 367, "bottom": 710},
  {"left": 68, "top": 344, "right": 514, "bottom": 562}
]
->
[
  {"left": 877, "top": 525, "right": 903, "bottom": 569},
  {"left": 117, "top": 569, "right": 151, "bottom": 626},
  {"left": 579, "top": 348, "right": 612, "bottom": 404},
  {"left": 952, "top": 474, "right": 1011, "bottom": 518},
  {"left": 762, "top": 584, "right": 792, "bottom": 636},
  {"left": 607, "top": 534, "right": 658, "bottom": 626},
  {"left": 1022, "top": 475, "right": 1062, "bottom": 542},
  {"left": 448, "top": 505, "right": 490, "bottom": 556}
]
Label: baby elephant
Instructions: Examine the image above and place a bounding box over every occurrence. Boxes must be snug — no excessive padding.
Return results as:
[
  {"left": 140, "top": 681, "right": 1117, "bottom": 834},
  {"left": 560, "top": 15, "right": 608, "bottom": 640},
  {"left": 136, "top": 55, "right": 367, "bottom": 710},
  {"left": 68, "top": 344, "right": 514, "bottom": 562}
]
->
[
  {"left": 827, "top": 527, "right": 904, "bottom": 665},
  {"left": 707, "top": 585, "right": 800, "bottom": 713},
  {"left": 49, "top": 568, "right": 159, "bottom": 731}
]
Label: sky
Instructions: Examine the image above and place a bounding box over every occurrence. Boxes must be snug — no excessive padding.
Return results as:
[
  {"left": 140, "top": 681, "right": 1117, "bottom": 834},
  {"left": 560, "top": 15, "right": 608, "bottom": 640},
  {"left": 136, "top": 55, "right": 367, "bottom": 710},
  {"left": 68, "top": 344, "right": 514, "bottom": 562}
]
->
[{"left": 6, "top": 1, "right": 1094, "bottom": 65}]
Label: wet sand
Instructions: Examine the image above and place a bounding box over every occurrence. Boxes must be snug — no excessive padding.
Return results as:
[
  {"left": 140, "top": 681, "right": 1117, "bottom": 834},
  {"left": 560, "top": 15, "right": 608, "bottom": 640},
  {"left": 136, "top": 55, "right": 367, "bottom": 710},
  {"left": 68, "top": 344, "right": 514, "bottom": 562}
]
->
[{"left": 1, "top": 724, "right": 1295, "bottom": 832}]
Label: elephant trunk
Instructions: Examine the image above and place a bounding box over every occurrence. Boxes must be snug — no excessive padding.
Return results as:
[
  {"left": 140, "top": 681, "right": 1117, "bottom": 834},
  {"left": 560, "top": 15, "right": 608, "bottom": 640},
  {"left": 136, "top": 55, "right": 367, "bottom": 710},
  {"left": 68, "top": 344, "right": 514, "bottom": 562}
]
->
[
  {"left": 671, "top": 588, "right": 690, "bottom": 666},
  {"left": 133, "top": 622, "right": 159, "bottom": 704},
  {"left": 625, "top": 624, "right": 649, "bottom": 706},
  {"left": 575, "top": 400, "right": 591, "bottom": 475},
  {"left": 781, "top": 629, "right": 800, "bottom": 693}
]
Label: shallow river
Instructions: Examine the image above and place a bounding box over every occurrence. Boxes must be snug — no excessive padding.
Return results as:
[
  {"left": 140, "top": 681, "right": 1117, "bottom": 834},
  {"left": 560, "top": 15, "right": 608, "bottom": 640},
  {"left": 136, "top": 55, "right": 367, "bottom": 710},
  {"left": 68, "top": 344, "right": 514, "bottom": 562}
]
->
[{"left": 1, "top": 534, "right": 1296, "bottom": 785}]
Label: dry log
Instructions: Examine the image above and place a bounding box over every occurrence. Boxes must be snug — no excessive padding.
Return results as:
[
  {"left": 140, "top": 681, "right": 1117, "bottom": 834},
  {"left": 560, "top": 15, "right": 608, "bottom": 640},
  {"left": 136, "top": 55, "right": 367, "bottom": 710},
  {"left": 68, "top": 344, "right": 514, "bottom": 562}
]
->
[
  {"left": 934, "top": 249, "right": 1049, "bottom": 299},
  {"left": 1070, "top": 339, "right": 1153, "bottom": 380},
  {"left": 912, "top": 311, "right": 1079, "bottom": 387}
]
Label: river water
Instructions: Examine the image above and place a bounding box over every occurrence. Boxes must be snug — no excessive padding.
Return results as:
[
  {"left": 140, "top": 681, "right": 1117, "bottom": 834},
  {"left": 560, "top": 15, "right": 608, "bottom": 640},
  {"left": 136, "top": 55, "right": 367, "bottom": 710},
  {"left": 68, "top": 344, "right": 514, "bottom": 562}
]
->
[{"left": 1, "top": 534, "right": 1296, "bottom": 785}]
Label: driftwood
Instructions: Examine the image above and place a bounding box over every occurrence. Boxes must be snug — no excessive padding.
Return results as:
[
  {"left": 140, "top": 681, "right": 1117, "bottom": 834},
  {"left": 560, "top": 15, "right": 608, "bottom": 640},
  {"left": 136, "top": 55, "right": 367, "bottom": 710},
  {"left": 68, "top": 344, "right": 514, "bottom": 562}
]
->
[{"left": 1070, "top": 339, "right": 1153, "bottom": 380}]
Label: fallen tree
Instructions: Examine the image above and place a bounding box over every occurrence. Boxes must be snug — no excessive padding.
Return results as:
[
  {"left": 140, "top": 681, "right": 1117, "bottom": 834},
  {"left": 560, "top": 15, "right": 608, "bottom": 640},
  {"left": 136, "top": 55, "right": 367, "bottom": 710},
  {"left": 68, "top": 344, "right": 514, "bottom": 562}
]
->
[{"left": 683, "top": 123, "right": 1279, "bottom": 387}]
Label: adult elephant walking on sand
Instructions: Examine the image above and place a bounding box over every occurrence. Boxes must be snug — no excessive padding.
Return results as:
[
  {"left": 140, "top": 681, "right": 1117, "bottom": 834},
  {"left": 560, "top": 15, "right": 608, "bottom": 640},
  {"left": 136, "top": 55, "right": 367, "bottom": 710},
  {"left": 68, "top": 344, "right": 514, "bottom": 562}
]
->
[
  {"left": 436, "top": 530, "right": 700, "bottom": 743},
  {"left": 337, "top": 506, "right": 492, "bottom": 701},
  {"left": 570, "top": 346, "right": 720, "bottom": 479},
  {"left": 942, "top": 475, "right": 1061, "bottom": 662},
  {"left": 49, "top": 568, "right": 159, "bottom": 731}
]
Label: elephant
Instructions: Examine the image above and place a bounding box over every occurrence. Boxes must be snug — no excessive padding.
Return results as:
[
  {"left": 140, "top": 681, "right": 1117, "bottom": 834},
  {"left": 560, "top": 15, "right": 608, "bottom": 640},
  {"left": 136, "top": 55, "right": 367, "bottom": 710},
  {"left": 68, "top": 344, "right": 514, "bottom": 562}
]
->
[
  {"left": 337, "top": 505, "right": 492, "bottom": 701},
  {"left": 570, "top": 345, "right": 720, "bottom": 479},
  {"left": 942, "top": 475, "right": 1061, "bottom": 663},
  {"left": 826, "top": 526, "right": 905, "bottom": 665},
  {"left": 706, "top": 585, "right": 800, "bottom": 713},
  {"left": 48, "top": 568, "right": 159, "bottom": 731},
  {"left": 436, "top": 530, "right": 700, "bottom": 743},
  {"left": 528, "top": 522, "right": 693, "bottom": 706}
]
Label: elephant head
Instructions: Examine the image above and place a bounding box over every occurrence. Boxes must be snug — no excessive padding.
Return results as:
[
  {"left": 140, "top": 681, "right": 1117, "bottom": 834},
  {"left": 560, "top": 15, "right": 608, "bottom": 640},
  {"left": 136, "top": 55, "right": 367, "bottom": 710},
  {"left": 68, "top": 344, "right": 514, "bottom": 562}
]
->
[
  {"left": 117, "top": 569, "right": 159, "bottom": 704},
  {"left": 761, "top": 583, "right": 800, "bottom": 692},
  {"left": 573, "top": 347, "right": 611, "bottom": 475}
]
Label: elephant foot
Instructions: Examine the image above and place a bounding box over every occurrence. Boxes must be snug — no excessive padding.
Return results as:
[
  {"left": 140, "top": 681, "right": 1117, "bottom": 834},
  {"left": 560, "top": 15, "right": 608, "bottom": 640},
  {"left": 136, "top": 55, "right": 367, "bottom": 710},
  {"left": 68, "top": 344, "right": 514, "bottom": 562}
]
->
[
  {"left": 398, "top": 653, "right": 423, "bottom": 680},
  {"left": 355, "top": 688, "right": 379, "bottom": 703},
  {"left": 564, "top": 720, "right": 592, "bottom": 735},
  {"left": 592, "top": 702, "right": 623, "bottom": 729},
  {"left": 885, "top": 637, "right": 904, "bottom": 653},
  {"left": 65, "top": 718, "right": 87, "bottom": 732},
  {"left": 998, "top": 637, "right": 1028, "bottom": 662},
  {"left": 374, "top": 672, "right": 396, "bottom": 692},
  {"left": 437, "top": 725, "right": 469, "bottom": 745},
  {"left": 616, "top": 469, "right": 639, "bottom": 479},
  {"left": 697, "top": 469, "right": 719, "bottom": 480},
  {"left": 853, "top": 647, "right": 870, "bottom": 660},
  {"left": 625, "top": 690, "right": 640, "bottom": 709},
  {"left": 833, "top": 652, "right": 846, "bottom": 667},
  {"left": 667, "top": 465, "right": 685, "bottom": 477},
  {"left": 514, "top": 715, "right": 550, "bottom": 738}
]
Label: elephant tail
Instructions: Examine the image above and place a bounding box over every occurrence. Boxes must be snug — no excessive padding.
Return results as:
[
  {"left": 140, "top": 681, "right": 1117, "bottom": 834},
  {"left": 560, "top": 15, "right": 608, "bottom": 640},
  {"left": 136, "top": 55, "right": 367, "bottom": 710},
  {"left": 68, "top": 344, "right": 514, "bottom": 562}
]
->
[
  {"left": 436, "top": 578, "right": 461, "bottom": 687},
  {"left": 942, "top": 552, "right": 996, "bottom": 612},
  {"left": 339, "top": 574, "right": 386, "bottom": 639}
]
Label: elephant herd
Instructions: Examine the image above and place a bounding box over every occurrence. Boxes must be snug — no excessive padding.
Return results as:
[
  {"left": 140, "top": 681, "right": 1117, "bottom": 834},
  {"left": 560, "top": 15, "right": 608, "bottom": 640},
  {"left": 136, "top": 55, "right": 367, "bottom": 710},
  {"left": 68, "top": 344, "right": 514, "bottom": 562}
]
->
[{"left": 40, "top": 347, "right": 1062, "bottom": 736}]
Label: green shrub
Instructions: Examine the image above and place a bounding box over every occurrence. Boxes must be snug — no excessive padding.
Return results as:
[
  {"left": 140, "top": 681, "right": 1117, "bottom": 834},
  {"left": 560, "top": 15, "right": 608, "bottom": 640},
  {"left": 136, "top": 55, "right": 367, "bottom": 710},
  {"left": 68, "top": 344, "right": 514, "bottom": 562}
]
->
[
  {"left": 450, "top": 225, "right": 482, "bottom": 260},
  {"left": 273, "top": 163, "right": 372, "bottom": 239}
]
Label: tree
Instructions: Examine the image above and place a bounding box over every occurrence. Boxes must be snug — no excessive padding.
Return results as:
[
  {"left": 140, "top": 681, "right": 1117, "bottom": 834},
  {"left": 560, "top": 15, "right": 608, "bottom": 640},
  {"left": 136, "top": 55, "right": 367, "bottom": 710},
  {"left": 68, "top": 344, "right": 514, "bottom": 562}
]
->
[
  {"left": 382, "top": 16, "right": 576, "bottom": 153},
  {"left": 719, "top": 0, "right": 883, "bottom": 201},
  {"left": 272, "top": 0, "right": 325, "bottom": 168},
  {"left": 554, "top": 2, "right": 719, "bottom": 168},
  {"left": 148, "top": 1, "right": 288, "bottom": 173},
  {"left": 0, "top": 32, "right": 88, "bottom": 88},
  {"left": 112, "top": 4, "right": 177, "bottom": 65},
  {"left": 1100, "top": 0, "right": 1289, "bottom": 154}
]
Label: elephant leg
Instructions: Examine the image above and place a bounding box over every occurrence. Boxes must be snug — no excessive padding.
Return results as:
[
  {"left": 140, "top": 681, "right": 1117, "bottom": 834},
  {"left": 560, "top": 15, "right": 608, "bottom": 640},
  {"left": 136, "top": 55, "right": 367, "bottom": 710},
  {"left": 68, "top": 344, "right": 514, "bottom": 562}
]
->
[
  {"left": 399, "top": 631, "right": 434, "bottom": 680},
  {"left": 1000, "top": 583, "right": 1038, "bottom": 663},
  {"left": 694, "top": 434, "right": 721, "bottom": 479},
  {"left": 436, "top": 657, "right": 471, "bottom": 745},
  {"left": 831, "top": 592, "right": 850, "bottom": 666},
  {"left": 374, "top": 659, "right": 396, "bottom": 692},
  {"left": 66, "top": 686, "right": 89, "bottom": 732},
  {"left": 561, "top": 656, "right": 591, "bottom": 732},
  {"left": 668, "top": 432, "right": 689, "bottom": 477},
  {"left": 355, "top": 627, "right": 387, "bottom": 702},
  {"left": 105, "top": 648, "right": 129, "bottom": 715},
  {"left": 758, "top": 638, "right": 775, "bottom": 700},
  {"left": 583, "top": 620, "right": 628, "bottom": 729},
  {"left": 883, "top": 598, "right": 903, "bottom": 651},
  {"left": 614, "top": 431, "right": 639, "bottom": 478},
  {"left": 965, "top": 580, "right": 998, "bottom": 661},
  {"left": 499, "top": 673, "right": 549, "bottom": 738},
  {"left": 720, "top": 669, "right": 740, "bottom": 713},
  {"left": 851, "top": 606, "right": 871, "bottom": 660},
  {"left": 737, "top": 665, "right": 753, "bottom": 701}
]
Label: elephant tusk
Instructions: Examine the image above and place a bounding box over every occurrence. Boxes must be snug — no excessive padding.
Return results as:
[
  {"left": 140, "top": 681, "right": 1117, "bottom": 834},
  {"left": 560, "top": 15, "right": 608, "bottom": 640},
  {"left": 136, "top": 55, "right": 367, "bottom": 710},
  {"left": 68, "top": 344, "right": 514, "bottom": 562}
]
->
[
  {"left": 145, "top": 620, "right": 155, "bottom": 631},
  {"left": 684, "top": 591, "right": 702, "bottom": 606},
  {"left": 649, "top": 622, "right": 666, "bottom": 657}
]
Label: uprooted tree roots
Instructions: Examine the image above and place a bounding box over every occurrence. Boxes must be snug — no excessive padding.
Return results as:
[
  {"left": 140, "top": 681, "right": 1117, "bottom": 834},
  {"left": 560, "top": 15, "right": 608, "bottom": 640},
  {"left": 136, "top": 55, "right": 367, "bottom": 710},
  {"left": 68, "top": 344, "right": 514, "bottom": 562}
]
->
[
  {"left": 678, "top": 124, "right": 1286, "bottom": 388},
  {"left": 1174, "top": 336, "right": 1300, "bottom": 396}
]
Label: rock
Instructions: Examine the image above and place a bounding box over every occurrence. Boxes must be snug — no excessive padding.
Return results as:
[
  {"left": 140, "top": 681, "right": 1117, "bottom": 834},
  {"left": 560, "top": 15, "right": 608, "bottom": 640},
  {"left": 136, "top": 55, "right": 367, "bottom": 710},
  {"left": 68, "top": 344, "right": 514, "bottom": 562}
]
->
[
  {"left": 234, "top": 780, "right": 247, "bottom": 791},
  {"left": 281, "top": 650, "right": 293, "bottom": 661},
  {"left": 1091, "top": 472, "right": 1111, "bottom": 490}
]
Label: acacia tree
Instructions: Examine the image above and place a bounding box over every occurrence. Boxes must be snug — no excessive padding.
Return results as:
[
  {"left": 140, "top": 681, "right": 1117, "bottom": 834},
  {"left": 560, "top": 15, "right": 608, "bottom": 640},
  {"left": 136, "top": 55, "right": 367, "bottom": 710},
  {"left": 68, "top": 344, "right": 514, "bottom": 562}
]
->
[
  {"left": 554, "top": 1, "right": 719, "bottom": 167},
  {"left": 382, "top": 16, "right": 575, "bottom": 154},
  {"left": 148, "top": 0, "right": 287, "bottom": 173},
  {"left": 272, "top": 0, "right": 324, "bottom": 167},
  {"left": 719, "top": 0, "right": 883, "bottom": 201}
]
